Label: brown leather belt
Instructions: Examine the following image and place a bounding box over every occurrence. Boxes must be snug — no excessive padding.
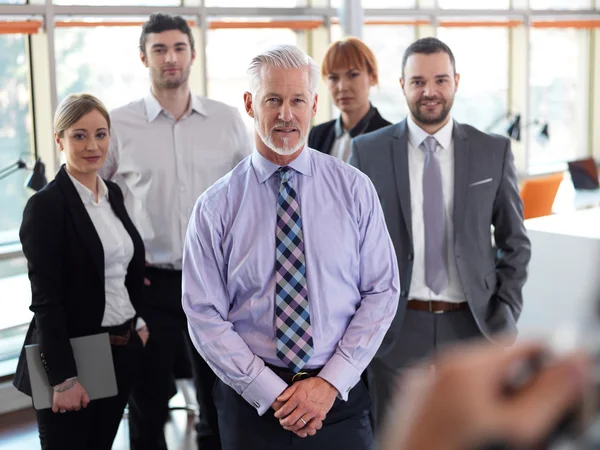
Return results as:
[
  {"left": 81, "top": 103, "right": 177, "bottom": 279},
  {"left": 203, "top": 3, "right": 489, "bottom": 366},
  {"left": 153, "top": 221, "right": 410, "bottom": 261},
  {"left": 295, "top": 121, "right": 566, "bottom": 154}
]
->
[
  {"left": 104, "top": 319, "right": 135, "bottom": 346},
  {"left": 266, "top": 364, "right": 322, "bottom": 386},
  {"left": 407, "top": 300, "right": 468, "bottom": 314}
]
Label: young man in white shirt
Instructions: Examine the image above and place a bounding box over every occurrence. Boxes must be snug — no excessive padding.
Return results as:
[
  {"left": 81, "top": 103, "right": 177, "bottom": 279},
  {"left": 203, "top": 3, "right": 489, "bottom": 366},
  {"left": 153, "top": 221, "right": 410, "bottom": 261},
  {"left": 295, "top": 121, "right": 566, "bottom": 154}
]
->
[{"left": 99, "top": 13, "right": 252, "bottom": 450}]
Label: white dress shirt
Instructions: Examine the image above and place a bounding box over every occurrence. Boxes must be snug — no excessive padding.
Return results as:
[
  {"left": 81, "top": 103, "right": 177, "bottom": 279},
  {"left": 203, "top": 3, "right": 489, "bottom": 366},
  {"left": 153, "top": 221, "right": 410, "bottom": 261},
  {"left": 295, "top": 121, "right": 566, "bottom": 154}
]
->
[
  {"left": 331, "top": 132, "right": 352, "bottom": 162},
  {"left": 406, "top": 115, "right": 465, "bottom": 303},
  {"left": 99, "top": 92, "right": 252, "bottom": 269},
  {"left": 67, "top": 172, "right": 144, "bottom": 327}
]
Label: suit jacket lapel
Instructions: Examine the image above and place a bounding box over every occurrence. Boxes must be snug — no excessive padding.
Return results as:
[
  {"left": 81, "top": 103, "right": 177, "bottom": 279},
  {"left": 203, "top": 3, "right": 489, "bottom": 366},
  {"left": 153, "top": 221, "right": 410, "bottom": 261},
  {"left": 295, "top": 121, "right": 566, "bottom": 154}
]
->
[
  {"left": 55, "top": 166, "right": 105, "bottom": 283},
  {"left": 392, "top": 120, "right": 413, "bottom": 245},
  {"left": 323, "top": 127, "right": 336, "bottom": 155},
  {"left": 453, "top": 121, "right": 470, "bottom": 239}
]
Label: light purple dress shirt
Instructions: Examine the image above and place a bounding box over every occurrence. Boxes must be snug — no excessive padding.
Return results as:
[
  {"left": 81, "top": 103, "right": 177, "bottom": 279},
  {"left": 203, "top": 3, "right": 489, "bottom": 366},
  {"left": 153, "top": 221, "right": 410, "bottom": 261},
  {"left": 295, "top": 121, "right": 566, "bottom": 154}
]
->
[{"left": 182, "top": 146, "right": 399, "bottom": 416}]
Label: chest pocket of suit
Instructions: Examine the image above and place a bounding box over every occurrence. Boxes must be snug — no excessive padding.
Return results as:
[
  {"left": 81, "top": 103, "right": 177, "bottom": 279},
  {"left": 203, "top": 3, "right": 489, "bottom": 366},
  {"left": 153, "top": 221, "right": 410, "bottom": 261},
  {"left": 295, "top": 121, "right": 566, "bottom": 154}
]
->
[{"left": 468, "top": 179, "right": 498, "bottom": 214}]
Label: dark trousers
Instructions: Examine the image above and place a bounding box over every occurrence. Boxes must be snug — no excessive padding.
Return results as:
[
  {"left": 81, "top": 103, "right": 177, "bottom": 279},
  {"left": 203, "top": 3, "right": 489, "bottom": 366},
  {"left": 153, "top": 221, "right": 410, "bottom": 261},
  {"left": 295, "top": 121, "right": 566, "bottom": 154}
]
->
[
  {"left": 368, "top": 307, "right": 482, "bottom": 429},
  {"left": 128, "top": 267, "right": 220, "bottom": 450},
  {"left": 36, "top": 331, "right": 143, "bottom": 450},
  {"left": 214, "top": 379, "right": 374, "bottom": 450}
]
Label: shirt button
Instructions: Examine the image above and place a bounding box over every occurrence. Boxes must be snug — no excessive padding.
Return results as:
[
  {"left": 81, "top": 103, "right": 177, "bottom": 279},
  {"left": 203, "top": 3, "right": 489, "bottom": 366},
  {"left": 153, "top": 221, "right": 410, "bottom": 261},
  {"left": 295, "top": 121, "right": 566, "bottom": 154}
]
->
[{"left": 253, "top": 401, "right": 260, "bottom": 408}]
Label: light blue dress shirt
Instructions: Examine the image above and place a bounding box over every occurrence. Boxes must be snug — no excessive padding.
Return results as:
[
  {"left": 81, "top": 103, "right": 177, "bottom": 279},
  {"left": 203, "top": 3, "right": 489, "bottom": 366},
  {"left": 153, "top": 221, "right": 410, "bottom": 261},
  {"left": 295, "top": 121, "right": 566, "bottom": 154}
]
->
[{"left": 182, "top": 146, "right": 399, "bottom": 415}]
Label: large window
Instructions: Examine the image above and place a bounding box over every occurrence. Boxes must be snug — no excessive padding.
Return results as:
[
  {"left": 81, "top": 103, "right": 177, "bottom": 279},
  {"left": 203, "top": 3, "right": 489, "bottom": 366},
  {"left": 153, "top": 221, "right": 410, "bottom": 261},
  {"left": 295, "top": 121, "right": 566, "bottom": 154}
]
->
[
  {"left": 437, "top": 27, "right": 508, "bottom": 132},
  {"left": 206, "top": 27, "right": 298, "bottom": 131},
  {"left": 363, "top": 25, "right": 414, "bottom": 123},
  {"left": 529, "top": 28, "right": 589, "bottom": 171},
  {"left": 0, "top": 34, "right": 32, "bottom": 246},
  {"left": 530, "top": 0, "right": 592, "bottom": 9},
  {"left": 331, "top": 0, "right": 415, "bottom": 7},
  {"left": 55, "top": 25, "right": 150, "bottom": 110},
  {"left": 205, "top": 0, "right": 301, "bottom": 5},
  {"left": 54, "top": 0, "right": 179, "bottom": 6},
  {"left": 438, "top": 0, "right": 509, "bottom": 8},
  {"left": 0, "top": 34, "right": 32, "bottom": 365}
]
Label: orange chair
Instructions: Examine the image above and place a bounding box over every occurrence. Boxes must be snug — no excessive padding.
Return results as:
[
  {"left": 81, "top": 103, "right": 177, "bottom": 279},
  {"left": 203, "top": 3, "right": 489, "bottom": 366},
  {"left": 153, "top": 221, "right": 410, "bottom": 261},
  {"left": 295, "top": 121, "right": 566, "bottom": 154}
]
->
[{"left": 520, "top": 173, "right": 564, "bottom": 220}]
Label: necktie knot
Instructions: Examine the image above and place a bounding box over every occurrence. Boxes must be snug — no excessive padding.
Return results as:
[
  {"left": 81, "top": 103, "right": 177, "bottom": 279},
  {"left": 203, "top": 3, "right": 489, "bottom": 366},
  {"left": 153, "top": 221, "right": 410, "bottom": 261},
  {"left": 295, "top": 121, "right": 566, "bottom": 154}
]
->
[
  {"left": 278, "top": 166, "right": 293, "bottom": 184},
  {"left": 422, "top": 136, "right": 438, "bottom": 155}
]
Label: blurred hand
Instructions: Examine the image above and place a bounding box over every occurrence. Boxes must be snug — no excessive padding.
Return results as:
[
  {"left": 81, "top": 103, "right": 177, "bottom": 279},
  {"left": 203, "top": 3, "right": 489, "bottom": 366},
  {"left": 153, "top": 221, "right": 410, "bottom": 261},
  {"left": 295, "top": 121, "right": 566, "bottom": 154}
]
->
[
  {"left": 274, "top": 377, "right": 336, "bottom": 437},
  {"left": 52, "top": 380, "right": 90, "bottom": 413},
  {"left": 380, "top": 340, "right": 591, "bottom": 450},
  {"left": 137, "top": 326, "right": 149, "bottom": 347}
]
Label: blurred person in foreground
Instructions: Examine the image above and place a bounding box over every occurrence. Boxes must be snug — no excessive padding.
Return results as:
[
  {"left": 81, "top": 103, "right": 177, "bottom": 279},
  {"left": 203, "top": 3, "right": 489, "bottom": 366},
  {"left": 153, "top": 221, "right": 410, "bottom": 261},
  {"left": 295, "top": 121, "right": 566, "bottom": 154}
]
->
[{"left": 379, "top": 339, "right": 592, "bottom": 450}]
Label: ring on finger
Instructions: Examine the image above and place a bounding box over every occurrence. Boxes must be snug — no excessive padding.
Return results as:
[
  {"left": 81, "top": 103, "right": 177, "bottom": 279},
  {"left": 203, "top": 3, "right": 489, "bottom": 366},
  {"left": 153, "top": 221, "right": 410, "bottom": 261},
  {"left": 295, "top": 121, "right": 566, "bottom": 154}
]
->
[{"left": 299, "top": 417, "right": 307, "bottom": 426}]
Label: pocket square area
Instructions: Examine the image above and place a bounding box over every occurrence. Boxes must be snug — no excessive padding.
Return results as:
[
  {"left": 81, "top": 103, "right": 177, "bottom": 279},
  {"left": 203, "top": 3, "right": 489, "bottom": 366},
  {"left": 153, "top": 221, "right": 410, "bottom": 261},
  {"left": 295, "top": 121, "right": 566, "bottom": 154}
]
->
[{"left": 469, "top": 178, "right": 493, "bottom": 187}]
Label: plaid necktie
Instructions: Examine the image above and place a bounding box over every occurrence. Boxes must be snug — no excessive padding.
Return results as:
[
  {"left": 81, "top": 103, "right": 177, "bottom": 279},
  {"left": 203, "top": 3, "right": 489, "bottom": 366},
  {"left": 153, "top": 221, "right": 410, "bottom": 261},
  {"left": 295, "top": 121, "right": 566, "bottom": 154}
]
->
[
  {"left": 422, "top": 136, "right": 449, "bottom": 294},
  {"left": 275, "top": 167, "right": 314, "bottom": 372}
]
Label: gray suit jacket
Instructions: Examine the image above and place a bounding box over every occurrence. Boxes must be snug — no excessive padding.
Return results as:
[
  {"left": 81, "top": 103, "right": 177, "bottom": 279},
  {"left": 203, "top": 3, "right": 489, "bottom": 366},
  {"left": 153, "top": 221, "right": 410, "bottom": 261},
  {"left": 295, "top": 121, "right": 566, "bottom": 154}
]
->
[{"left": 349, "top": 119, "right": 531, "bottom": 354}]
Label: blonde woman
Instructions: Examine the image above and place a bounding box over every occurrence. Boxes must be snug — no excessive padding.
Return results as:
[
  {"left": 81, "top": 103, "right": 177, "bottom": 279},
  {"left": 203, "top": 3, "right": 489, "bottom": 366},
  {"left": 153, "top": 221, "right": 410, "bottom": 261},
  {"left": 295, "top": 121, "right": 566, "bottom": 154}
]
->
[{"left": 13, "top": 93, "right": 147, "bottom": 449}]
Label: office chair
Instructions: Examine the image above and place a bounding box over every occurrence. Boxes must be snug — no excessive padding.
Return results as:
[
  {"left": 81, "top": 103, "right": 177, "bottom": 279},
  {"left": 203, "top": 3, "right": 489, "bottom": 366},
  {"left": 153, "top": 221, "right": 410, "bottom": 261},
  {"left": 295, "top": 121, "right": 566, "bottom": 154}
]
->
[{"left": 520, "top": 173, "right": 564, "bottom": 220}]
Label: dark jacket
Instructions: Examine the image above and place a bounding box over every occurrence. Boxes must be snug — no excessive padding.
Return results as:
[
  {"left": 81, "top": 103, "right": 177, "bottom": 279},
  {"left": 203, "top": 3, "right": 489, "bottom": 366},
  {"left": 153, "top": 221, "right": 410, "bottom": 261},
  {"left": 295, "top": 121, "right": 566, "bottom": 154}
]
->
[
  {"left": 13, "top": 165, "right": 145, "bottom": 396},
  {"left": 308, "top": 105, "right": 391, "bottom": 154}
]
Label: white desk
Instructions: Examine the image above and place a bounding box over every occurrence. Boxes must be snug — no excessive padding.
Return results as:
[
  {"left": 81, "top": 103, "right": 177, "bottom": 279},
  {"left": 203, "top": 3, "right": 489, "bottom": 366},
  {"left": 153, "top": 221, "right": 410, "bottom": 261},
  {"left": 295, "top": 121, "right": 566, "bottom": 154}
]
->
[
  {"left": 519, "top": 208, "right": 600, "bottom": 340},
  {"left": 552, "top": 176, "right": 600, "bottom": 213}
]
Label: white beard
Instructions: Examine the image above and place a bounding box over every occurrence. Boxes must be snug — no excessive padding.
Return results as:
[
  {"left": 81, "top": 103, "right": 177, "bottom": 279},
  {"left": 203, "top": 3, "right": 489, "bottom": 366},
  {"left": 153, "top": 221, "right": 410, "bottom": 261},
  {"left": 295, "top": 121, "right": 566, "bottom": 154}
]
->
[{"left": 254, "top": 117, "right": 305, "bottom": 156}]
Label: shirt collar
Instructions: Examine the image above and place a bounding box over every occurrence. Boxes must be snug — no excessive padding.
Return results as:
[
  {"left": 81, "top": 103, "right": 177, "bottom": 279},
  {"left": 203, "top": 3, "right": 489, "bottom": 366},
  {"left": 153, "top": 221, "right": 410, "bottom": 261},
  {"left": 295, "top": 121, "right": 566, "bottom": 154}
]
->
[
  {"left": 143, "top": 91, "right": 207, "bottom": 122},
  {"left": 407, "top": 114, "right": 454, "bottom": 151},
  {"left": 334, "top": 103, "right": 376, "bottom": 139},
  {"left": 67, "top": 171, "right": 108, "bottom": 205},
  {"left": 251, "top": 146, "right": 313, "bottom": 184}
]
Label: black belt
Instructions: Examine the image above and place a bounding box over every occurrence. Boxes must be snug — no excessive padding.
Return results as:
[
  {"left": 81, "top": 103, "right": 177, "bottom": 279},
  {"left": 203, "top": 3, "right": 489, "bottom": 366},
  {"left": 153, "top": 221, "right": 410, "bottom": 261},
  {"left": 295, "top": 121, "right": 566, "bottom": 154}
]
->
[{"left": 266, "top": 364, "right": 322, "bottom": 385}]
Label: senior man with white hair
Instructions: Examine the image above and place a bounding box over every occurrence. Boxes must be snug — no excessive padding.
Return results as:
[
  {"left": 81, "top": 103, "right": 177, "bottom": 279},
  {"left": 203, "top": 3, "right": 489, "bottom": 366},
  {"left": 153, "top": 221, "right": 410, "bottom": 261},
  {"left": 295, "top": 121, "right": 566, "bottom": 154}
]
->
[{"left": 181, "top": 44, "right": 400, "bottom": 450}]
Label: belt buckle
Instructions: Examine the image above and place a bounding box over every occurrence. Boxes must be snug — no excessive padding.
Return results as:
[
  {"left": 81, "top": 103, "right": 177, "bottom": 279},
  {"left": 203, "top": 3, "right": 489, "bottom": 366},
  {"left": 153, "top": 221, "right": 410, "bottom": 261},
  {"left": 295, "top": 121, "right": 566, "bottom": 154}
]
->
[
  {"left": 429, "top": 302, "right": 444, "bottom": 314},
  {"left": 291, "top": 371, "right": 308, "bottom": 383}
]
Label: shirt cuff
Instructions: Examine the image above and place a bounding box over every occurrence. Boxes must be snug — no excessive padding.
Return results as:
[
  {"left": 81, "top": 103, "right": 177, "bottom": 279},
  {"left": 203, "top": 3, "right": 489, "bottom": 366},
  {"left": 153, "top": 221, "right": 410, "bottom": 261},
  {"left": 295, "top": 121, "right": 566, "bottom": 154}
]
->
[
  {"left": 240, "top": 366, "right": 288, "bottom": 416},
  {"left": 318, "top": 353, "right": 361, "bottom": 401},
  {"left": 135, "top": 317, "right": 147, "bottom": 330}
]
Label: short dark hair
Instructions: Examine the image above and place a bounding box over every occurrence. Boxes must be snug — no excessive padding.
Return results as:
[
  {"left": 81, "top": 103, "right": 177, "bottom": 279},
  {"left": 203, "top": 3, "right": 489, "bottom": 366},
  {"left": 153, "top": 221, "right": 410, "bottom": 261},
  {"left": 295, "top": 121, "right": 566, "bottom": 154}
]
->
[
  {"left": 139, "top": 13, "right": 195, "bottom": 55},
  {"left": 401, "top": 37, "right": 456, "bottom": 78}
]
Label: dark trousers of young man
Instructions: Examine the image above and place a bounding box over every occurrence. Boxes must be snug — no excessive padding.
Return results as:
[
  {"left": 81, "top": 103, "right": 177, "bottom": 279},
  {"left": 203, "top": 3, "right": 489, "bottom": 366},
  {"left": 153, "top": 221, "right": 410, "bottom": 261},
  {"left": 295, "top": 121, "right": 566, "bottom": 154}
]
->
[
  {"left": 368, "top": 307, "right": 482, "bottom": 428},
  {"left": 128, "top": 267, "right": 220, "bottom": 450}
]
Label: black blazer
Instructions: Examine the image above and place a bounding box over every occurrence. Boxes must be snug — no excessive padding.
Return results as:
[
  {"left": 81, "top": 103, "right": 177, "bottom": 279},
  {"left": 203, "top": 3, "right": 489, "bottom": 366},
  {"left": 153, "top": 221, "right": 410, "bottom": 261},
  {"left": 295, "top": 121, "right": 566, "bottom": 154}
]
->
[
  {"left": 13, "top": 165, "right": 145, "bottom": 396},
  {"left": 308, "top": 105, "right": 391, "bottom": 155}
]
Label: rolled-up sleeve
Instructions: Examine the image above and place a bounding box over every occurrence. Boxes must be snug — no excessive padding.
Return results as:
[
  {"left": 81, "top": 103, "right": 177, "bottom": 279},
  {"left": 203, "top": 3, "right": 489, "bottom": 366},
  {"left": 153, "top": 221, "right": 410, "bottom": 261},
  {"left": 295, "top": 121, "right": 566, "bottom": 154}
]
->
[
  {"left": 182, "top": 199, "right": 288, "bottom": 415},
  {"left": 318, "top": 175, "right": 400, "bottom": 400}
]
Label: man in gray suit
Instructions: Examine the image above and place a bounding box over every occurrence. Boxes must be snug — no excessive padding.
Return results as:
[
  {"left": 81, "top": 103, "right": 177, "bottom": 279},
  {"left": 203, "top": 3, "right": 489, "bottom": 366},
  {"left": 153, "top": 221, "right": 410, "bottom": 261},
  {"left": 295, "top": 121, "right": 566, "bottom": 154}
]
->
[{"left": 349, "top": 37, "right": 531, "bottom": 426}]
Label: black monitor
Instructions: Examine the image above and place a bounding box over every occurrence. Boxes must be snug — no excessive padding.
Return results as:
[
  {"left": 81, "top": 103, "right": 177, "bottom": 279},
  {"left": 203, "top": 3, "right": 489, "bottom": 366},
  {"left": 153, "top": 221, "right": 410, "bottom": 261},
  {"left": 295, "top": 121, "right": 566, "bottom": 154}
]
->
[{"left": 567, "top": 158, "right": 600, "bottom": 190}]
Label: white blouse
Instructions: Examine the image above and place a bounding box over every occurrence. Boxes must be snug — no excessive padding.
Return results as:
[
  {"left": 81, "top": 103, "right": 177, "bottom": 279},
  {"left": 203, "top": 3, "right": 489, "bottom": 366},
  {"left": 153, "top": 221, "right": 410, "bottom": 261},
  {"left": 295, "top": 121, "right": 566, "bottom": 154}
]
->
[{"left": 67, "top": 172, "right": 144, "bottom": 328}]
